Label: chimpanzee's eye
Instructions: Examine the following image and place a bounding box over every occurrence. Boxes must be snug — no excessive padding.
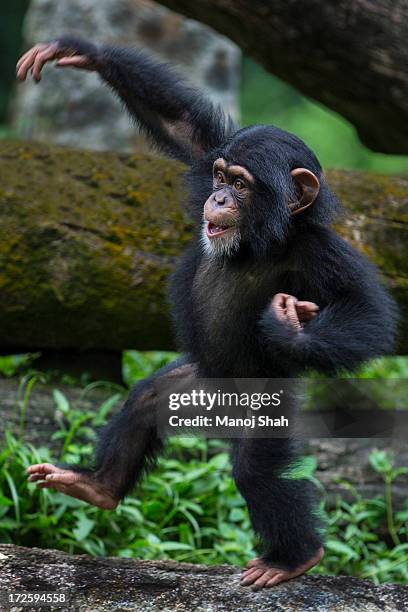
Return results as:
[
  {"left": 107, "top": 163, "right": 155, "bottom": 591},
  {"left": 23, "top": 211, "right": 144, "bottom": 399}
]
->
[
  {"left": 214, "top": 171, "right": 225, "bottom": 184},
  {"left": 234, "top": 178, "right": 245, "bottom": 191}
]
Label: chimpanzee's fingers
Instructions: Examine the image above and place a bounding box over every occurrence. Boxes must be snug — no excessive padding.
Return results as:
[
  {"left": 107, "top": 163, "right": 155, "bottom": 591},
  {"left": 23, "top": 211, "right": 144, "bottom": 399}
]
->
[
  {"left": 16, "top": 50, "right": 38, "bottom": 81},
  {"left": 252, "top": 569, "right": 278, "bottom": 589},
  {"left": 31, "top": 43, "right": 59, "bottom": 82},
  {"left": 28, "top": 471, "right": 66, "bottom": 483},
  {"left": 17, "top": 44, "right": 49, "bottom": 81},
  {"left": 28, "top": 473, "right": 46, "bottom": 482},
  {"left": 271, "top": 293, "right": 292, "bottom": 321},
  {"left": 45, "top": 472, "right": 80, "bottom": 485},
  {"left": 240, "top": 568, "right": 265, "bottom": 585},
  {"left": 272, "top": 293, "right": 291, "bottom": 307},
  {"left": 56, "top": 56, "right": 90, "bottom": 69},
  {"left": 285, "top": 296, "right": 301, "bottom": 330},
  {"left": 265, "top": 573, "right": 285, "bottom": 587},
  {"left": 241, "top": 567, "right": 261, "bottom": 579},
  {"left": 296, "top": 300, "right": 319, "bottom": 323},
  {"left": 16, "top": 49, "right": 35, "bottom": 72},
  {"left": 26, "top": 462, "right": 58, "bottom": 475},
  {"left": 16, "top": 43, "right": 47, "bottom": 72},
  {"left": 296, "top": 300, "right": 319, "bottom": 313}
]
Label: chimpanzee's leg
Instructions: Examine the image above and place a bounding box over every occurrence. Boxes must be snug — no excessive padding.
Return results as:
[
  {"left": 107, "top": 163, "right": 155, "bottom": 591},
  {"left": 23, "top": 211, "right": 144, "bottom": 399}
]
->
[
  {"left": 231, "top": 437, "right": 324, "bottom": 588},
  {"left": 27, "top": 356, "right": 196, "bottom": 509}
]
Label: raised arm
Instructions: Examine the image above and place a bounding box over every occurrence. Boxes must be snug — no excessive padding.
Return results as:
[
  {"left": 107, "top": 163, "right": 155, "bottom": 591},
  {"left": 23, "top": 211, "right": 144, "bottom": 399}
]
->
[{"left": 16, "top": 36, "right": 236, "bottom": 164}]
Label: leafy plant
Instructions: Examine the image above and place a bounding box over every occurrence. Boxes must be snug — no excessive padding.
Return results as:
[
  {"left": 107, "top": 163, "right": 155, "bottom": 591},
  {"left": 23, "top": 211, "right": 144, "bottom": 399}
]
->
[
  {"left": 0, "top": 353, "right": 41, "bottom": 377},
  {"left": 0, "top": 423, "right": 407, "bottom": 579},
  {"left": 0, "top": 353, "right": 407, "bottom": 581}
]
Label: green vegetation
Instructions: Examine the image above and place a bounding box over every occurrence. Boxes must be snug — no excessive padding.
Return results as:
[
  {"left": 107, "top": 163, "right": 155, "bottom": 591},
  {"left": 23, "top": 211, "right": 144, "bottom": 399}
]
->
[
  {"left": 0, "top": 412, "right": 407, "bottom": 582},
  {"left": 0, "top": 352, "right": 407, "bottom": 583},
  {"left": 241, "top": 59, "right": 408, "bottom": 173},
  {"left": 0, "top": 1, "right": 29, "bottom": 122},
  {"left": 2, "top": 351, "right": 408, "bottom": 382}
]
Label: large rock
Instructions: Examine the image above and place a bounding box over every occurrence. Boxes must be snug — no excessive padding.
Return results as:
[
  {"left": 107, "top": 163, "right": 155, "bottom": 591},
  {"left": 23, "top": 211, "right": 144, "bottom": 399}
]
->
[
  {"left": 13, "top": 0, "right": 240, "bottom": 151},
  {"left": 0, "top": 544, "right": 406, "bottom": 611}
]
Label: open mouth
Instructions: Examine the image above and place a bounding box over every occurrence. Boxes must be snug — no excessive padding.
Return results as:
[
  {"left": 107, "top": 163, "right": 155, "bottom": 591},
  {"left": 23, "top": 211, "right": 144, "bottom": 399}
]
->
[{"left": 206, "top": 222, "right": 234, "bottom": 238}]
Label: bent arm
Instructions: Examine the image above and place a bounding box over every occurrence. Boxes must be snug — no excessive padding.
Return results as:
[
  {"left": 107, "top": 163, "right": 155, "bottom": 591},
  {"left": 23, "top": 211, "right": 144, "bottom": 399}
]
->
[
  {"left": 261, "top": 290, "right": 398, "bottom": 374},
  {"left": 17, "top": 37, "right": 236, "bottom": 164}
]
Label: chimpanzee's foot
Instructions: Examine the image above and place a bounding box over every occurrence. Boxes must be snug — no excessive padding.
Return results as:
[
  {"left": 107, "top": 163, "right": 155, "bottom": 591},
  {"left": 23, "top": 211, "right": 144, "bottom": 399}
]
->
[
  {"left": 241, "top": 547, "right": 324, "bottom": 589},
  {"left": 26, "top": 463, "right": 119, "bottom": 510}
]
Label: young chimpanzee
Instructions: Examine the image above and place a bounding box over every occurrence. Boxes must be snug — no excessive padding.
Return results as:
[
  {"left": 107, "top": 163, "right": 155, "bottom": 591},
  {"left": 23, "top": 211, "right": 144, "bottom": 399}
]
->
[{"left": 17, "top": 38, "right": 397, "bottom": 588}]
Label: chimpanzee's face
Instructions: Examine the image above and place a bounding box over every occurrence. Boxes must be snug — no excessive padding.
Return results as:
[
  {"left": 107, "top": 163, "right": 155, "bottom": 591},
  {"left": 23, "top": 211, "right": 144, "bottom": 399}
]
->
[
  {"left": 201, "top": 158, "right": 254, "bottom": 258},
  {"left": 199, "top": 126, "right": 324, "bottom": 259}
]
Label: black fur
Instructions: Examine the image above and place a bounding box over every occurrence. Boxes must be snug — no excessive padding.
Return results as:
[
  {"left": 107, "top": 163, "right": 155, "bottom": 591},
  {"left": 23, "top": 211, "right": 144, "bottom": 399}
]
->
[{"left": 53, "top": 38, "right": 398, "bottom": 570}]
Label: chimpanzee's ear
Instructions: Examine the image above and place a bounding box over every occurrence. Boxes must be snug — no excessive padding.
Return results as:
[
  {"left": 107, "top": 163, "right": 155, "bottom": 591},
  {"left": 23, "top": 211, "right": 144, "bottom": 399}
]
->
[{"left": 289, "top": 168, "right": 320, "bottom": 215}]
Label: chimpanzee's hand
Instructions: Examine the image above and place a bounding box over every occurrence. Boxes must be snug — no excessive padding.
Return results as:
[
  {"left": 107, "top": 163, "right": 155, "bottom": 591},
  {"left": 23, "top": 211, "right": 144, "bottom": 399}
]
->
[
  {"left": 16, "top": 38, "right": 99, "bottom": 83},
  {"left": 271, "top": 293, "right": 319, "bottom": 331}
]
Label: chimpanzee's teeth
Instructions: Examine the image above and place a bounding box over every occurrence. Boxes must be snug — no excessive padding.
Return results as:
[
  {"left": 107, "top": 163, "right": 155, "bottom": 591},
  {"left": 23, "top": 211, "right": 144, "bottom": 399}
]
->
[
  {"left": 207, "top": 222, "right": 232, "bottom": 236},
  {"left": 210, "top": 225, "right": 226, "bottom": 234}
]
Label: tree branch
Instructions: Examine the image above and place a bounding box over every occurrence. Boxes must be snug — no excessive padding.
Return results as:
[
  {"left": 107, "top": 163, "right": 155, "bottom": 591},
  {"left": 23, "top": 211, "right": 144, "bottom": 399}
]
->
[{"left": 158, "top": 0, "right": 408, "bottom": 154}]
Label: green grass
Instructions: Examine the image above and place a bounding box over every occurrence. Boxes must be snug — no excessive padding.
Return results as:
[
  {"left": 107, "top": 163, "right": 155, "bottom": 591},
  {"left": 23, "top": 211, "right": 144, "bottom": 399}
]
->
[
  {"left": 0, "top": 425, "right": 407, "bottom": 582},
  {"left": 1, "top": 351, "right": 408, "bottom": 382},
  {"left": 0, "top": 351, "right": 407, "bottom": 582},
  {"left": 1, "top": 430, "right": 253, "bottom": 565}
]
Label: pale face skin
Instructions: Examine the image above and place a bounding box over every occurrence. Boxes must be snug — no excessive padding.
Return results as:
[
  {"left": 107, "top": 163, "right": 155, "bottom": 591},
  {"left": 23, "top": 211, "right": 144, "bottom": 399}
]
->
[{"left": 201, "top": 158, "right": 252, "bottom": 258}]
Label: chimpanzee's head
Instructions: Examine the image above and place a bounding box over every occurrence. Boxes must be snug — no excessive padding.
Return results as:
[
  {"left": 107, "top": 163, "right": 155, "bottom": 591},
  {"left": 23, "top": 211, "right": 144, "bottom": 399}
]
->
[{"left": 199, "top": 125, "right": 338, "bottom": 258}]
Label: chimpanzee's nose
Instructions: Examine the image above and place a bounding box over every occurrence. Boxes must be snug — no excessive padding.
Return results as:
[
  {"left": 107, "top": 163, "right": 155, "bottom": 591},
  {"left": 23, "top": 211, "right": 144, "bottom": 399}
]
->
[{"left": 215, "top": 191, "right": 226, "bottom": 205}]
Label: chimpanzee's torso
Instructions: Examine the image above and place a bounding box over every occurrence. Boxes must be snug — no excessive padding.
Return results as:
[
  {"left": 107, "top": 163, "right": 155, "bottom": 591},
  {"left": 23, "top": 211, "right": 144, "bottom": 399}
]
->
[{"left": 170, "top": 226, "right": 357, "bottom": 378}]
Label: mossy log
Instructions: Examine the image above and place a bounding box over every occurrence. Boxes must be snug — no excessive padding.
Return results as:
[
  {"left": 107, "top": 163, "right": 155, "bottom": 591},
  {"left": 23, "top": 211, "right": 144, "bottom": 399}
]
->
[
  {"left": 0, "top": 544, "right": 407, "bottom": 612},
  {"left": 1, "top": 379, "right": 407, "bottom": 508},
  {"left": 0, "top": 140, "right": 407, "bottom": 352}
]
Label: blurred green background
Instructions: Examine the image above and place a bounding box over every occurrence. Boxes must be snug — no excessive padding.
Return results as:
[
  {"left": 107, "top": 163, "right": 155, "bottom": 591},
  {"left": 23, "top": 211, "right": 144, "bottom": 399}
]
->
[
  {"left": 241, "top": 60, "right": 408, "bottom": 173},
  {"left": 0, "top": 2, "right": 29, "bottom": 124}
]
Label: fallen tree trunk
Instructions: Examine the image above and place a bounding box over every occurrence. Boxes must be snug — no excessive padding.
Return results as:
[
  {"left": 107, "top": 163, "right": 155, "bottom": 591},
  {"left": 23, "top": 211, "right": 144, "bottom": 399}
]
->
[
  {"left": 0, "top": 141, "right": 407, "bottom": 352},
  {"left": 0, "top": 544, "right": 406, "bottom": 611},
  {"left": 1, "top": 379, "right": 407, "bottom": 508},
  {"left": 158, "top": 0, "right": 408, "bottom": 154}
]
